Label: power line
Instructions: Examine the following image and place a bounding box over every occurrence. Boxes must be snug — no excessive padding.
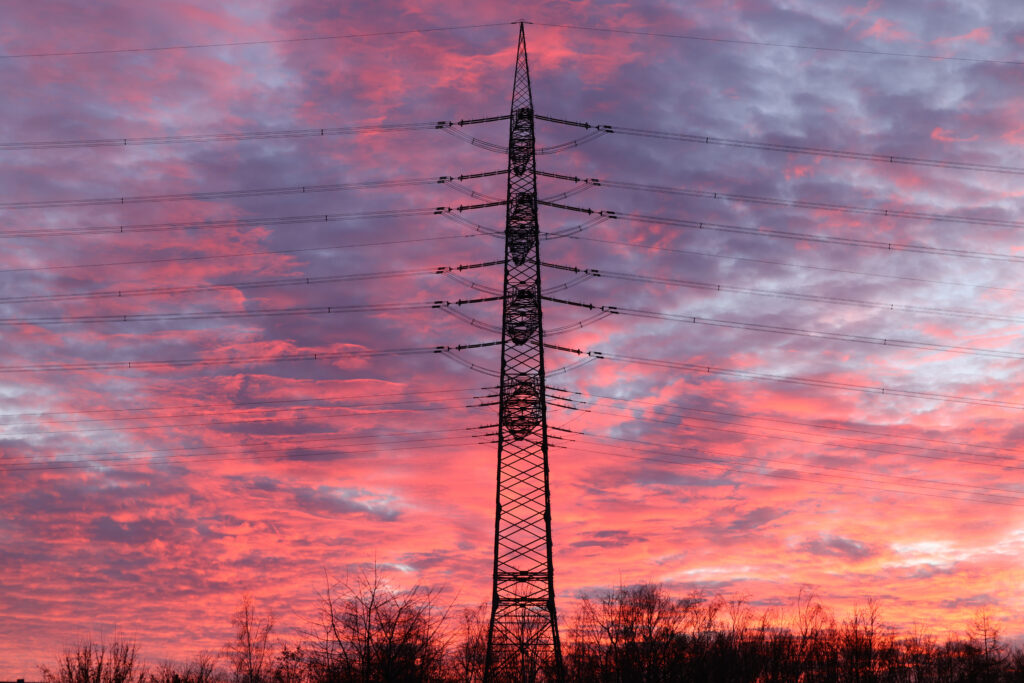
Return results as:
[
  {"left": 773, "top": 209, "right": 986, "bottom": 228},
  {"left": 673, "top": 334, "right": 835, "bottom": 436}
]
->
[
  {"left": 541, "top": 201, "right": 1024, "bottom": 264},
  {"left": 0, "top": 263, "right": 500, "bottom": 305},
  {"left": 570, "top": 427, "right": 1024, "bottom": 500},
  {"left": 0, "top": 432, "right": 489, "bottom": 473},
  {"left": 0, "top": 121, "right": 443, "bottom": 150},
  {"left": 0, "top": 232, "right": 484, "bottom": 275},
  {"left": 537, "top": 114, "right": 1024, "bottom": 176},
  {"left": 569, "top": 434, "right": 1024, "bottom": 508},
  {"left": 0, "top": 21, "right": 514, "bottom": 59},
  {"left": 544, "top": 296, "right": 1024, "bottom": 361},
  {"left": 0, "top": 176, "right": 442, "bottom": 210},
  {"left": 530, "top": 21, "right": 1024, "bottom": 67},
  {"left": 0, "top": 200, "right": 512, "bottom": 239},
  {"left": 577, "top": 389, "right": 1024, "bottom": 459},
  {"left": 540, "top": 172, "right": 1024, "bottom": 232},
  {"left": 572, "top": 397, "right": 1024, "bottom": 475},
  {"left": 569, "top": 431, "right": 1024, "bottom": 503},
  {"left": 566, "top": 234, "right": 1024, "bottom": 296},
  {"left": 543, "top": 264, "right": 1024, "bottom": 324},
  {"left": 0, "top": 346, "right": 441, "bottom": 374},
  {"left": 0, "top": 208, "right": 438, "bottom": 239},
  {"left": 0, "top": 399, "right": 485, "bottom": 439},
  {"left": 0, "top": 296, "right": 515, "bottom": 327},
  {"left": 0, "top": 300, "right": 442, "bottom": 327},
  {"left": 544, "top": 344, "right": 1024, "bottom": 411},
  {"left": 1, "top": 424, "right": 484, "bottom": 462},
  {"left": 9, "top": 18, "right": 1015, "bottom": 67},
  {"left": 0, "top": 386, "right": 484, "bottom": 422}
]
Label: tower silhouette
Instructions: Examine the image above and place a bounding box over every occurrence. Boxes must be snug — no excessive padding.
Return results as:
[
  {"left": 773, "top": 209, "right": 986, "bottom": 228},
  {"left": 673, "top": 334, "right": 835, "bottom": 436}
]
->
[{"left": 483, "top": 23, "right": 564, "bottom": 683}]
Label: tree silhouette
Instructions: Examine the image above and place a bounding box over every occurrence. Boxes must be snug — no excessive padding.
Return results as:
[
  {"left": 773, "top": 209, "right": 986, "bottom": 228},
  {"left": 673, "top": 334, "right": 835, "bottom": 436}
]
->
[{"left": 225, "top": 595, "right": 275, "bottom": 683}]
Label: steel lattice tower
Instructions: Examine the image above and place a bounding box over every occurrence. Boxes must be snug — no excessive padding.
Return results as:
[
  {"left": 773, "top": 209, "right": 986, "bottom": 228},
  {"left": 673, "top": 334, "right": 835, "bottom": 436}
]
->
[{"left": 484, "top": 24, "right": 564, "bottom": 683}]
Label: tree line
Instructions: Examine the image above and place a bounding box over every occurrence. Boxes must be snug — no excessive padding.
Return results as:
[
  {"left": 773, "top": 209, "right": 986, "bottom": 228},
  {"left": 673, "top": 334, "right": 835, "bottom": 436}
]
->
[{"left": 38, "top": 569, "right": 1024, "bottom": 682}]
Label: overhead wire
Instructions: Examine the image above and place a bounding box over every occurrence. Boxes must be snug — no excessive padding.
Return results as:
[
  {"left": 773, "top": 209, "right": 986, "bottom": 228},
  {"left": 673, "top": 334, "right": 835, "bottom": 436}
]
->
[
  {"left": 0, "top": 207, "right": 441, "bottom": 239},
  {"left": 543, "top": 344, "right": 1024, "bottom": 411},
  {"left": 530, "top": 21, "right": 1024, "bottom": 67},
  {"left": 0, "top": 261, "right": 501, "bottom": 305},
  {"left": 538, "top": 172, "right": 1024, "bottom": 232},
  {"left": 0, "top": 21, "right": 515, "bottom": 59},
  {"left": 0, "top": 398, "right": 486, "bottom": 439},
  {"left": 575, "top": 389, "right": 1024, "bottom": 459},
  {"left": 0, "top": 385, "right": 486, "bottom": 422},
  {"left": 0, "top": 176, "right": 442, "bottom": 210},
  {"left": 0, "top": 300, "right": 441, "bottom": 327},
  {"left": 0, "top": 121, "right": 444, "bottom": 150},
  {"left": 441, "top": 126, "right": 610, "bottom": 155},
  {"left": 536, "top": 114, "right": 1024, "bottom": 176},
  {"left": 0, "top": 195, "right": 510, "bottom": 240},
  {"left": 542, "top": 263, "right": 1024, "bottom": 325},
  {"left": 565, "top": 234, "right": 1024, "bottom": 296},
  {"left": 567, "top": 428, "right": 1024, "bottom": 501},
  {"left": 541, "top": 201, "right": 1024, "bottom": 264},
  {"left": 0, "top": 346, "right": 441, "bottom": 374},
  {"left": 544, "top": 294, "right": 1024, "bottom": 361},
  {"left": 0, "top": 232, "right": 485, "bottom": 275},
  {"left": 0, "top": 431, "right": 490, "bottom": 473},
  {"left": 1, "top": 424, "right": 487, "bottom": 463},
  {"left": 6, "top": 18, "right": 1017, "bottom": 67},
  {"left": 567, "top": 433, "right": 1024, "bottom": 508},
  {"left": 568, "top": 396, "right": 1024, "bottom": 474}
]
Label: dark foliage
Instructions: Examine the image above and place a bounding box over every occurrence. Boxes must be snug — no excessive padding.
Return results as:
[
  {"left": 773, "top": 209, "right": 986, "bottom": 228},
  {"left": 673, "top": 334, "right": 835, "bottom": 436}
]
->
[{"left": 40, "top": 581, "right": 1024, "bottom": 683}]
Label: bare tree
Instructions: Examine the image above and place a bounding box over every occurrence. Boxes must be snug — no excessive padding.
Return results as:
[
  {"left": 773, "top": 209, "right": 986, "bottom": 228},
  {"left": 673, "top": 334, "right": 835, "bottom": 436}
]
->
[
  {"left": 449, "top": 605, "right": 487, "bottom": 683},
  {"left": 568, "top": 583, "right": 687, "bottom": 682},
  {"left": 41, "top": 636, "right": 144, "bottom": 683},
  {"left": 149, "top": 652, "right": 221, "bottom": 683},
  {"left": 300, "top": 564, "right": 453, "bottom": 683},
  {"left": 226, "top": 595, "right": 275, "bottom": 683}
]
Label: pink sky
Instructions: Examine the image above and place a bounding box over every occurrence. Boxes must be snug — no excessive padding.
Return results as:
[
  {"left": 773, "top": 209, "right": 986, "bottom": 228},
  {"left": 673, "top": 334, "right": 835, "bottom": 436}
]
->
[{"left": 3, "top": 0, "right": 1024, "bottom": 676}]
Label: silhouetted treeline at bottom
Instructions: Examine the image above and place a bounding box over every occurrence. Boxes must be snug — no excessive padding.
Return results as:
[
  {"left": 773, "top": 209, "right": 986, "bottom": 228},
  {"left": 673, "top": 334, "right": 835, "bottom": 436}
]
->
[{"left": 39, "top": 570, "right": 1024, "bottom": 683}]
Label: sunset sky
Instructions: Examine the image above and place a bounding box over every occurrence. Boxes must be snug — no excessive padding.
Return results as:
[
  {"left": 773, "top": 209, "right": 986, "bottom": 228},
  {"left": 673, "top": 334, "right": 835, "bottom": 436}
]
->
[{"left": 4, "top": 0, "right": 1024, "bottom": 676}]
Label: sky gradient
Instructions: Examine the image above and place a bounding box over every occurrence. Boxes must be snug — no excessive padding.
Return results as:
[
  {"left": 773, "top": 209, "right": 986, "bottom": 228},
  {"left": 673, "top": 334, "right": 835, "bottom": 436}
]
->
[{"left": 3, "top": 0, "right": 1024, "bottom": 675}]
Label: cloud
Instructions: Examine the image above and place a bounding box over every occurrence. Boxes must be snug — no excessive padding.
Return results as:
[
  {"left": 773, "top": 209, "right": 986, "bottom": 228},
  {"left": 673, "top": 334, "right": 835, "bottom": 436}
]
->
[
  {"left": 799, "top": 534, "right": 878, "bottom": 561},
  {"left": 4, "top": 0, "right": 1024, "bottom": 676}
]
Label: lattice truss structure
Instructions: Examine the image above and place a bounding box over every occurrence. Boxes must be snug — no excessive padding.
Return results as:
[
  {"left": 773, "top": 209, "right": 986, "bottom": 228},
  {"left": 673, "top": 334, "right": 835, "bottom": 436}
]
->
[{"left": 484, "top": 23, "right": 565, "bottom": 683}]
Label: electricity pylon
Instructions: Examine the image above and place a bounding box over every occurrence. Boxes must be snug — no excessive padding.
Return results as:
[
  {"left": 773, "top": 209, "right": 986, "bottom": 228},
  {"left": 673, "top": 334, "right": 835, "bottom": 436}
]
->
[{"left": 483, "top": 23, "right": 564, "bottom": 683}]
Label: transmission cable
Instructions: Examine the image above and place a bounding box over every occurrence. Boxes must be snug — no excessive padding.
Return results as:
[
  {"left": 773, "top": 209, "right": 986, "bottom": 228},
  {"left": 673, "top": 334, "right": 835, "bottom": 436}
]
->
[
  {"left": 542, "top": 263, "right": 1024, "bottom": 324},
  {"left": 0, "top": 232, "right": 484, "bottom": 275},
  {"left": 0, "top": 346, "right": 441, "bottom": 374},
  {"left": 566, "top": 234, "right": 1024, "bottom": 296},
  {"left": 2, "top": 423, "right": 488, "bottom": 462},
  {"left": 538, "top": 172, "right": 1024, "bottom": 232},
  {"left": 0, "top": 300, "right": 443, "bottom": 327},
  {"left": 0, "top": 173, "right": 512, "bottom": 210},
  {"left": 441, "top": 126, "right": 609, "bottom": 155},
  {"left": 0, "top": 399, "right": 486, "bottom": 440},
  {"left": 536, "top": 114, "right": 1024, "bottom": 176},
  {"left": 568, "top": 433, "right": 1024, "bottom": 508},
  {"left": 541, "top": 201, "right": 1024, "bottom": 264},
  {"left": 570, "top": 426, "right": 1024, "bottom": 500},
  {"left": 544, "top": 295, "right": 1024, "bottom": 361},
  {"left": 530, "top": 21, "right": 1024, "bottom": 67},
  {"left": 576, "top": 389, "right": 1024, "bottom": 459},
  {"left": 571, "top": 397, "right": 1024, "bottom": 475},
  {"left": 0, "top": 431, "right": 489, "bottom": 473},
  {"left": 0, "top": 261, "right": 500, "bottom": 305},
  {"left": 0, "top": 198, "right": 508, "bottom": 239},
  {"left": 0, "top": 401, "right": 479, "bottom": 438},
  {"left": 0, "top": 386, "right": 485, "bottom": 422},
  {"left": 0, "top": 21, "right": 515, "bottom": 59},
  {"left": 0, "top": 121, "right": 441, "bottom": 150},
  {"left": 543, "top": 344, "right": 1024, "bottom": 411}
]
